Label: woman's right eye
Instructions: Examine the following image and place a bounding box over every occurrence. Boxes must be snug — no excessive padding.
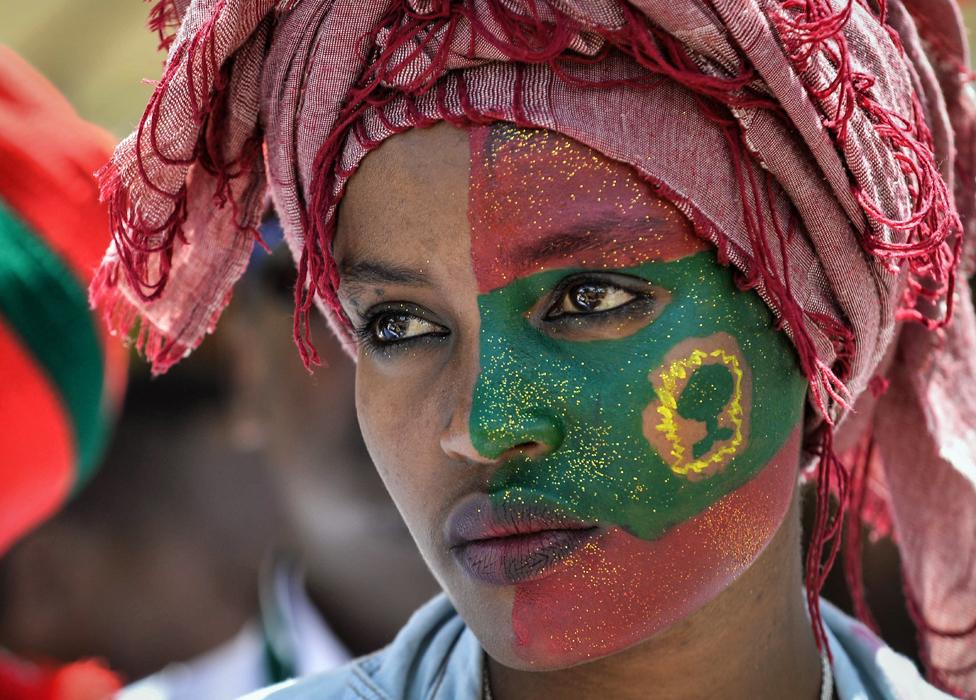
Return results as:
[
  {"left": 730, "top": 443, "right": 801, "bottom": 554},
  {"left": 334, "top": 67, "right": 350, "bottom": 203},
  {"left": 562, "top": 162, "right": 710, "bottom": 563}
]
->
[{"left": 364, "top": 311, "right": 446, "bottom": 347}]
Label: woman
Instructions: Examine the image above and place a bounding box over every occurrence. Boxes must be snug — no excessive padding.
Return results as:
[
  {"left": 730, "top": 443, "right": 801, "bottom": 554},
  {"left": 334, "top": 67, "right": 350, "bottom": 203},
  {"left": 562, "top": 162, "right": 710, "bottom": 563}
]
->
[{"left": 94, "top": 1, "right": 976, "bottom": 698}]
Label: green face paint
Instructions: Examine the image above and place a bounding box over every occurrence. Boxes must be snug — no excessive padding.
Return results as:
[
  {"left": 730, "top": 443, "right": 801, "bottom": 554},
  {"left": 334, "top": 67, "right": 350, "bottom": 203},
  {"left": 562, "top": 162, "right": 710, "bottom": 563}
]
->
[
  {"left": 472, "top": 250, "right": 807, "bottom": 539},
  {"left": 676, "top": 363, "right": 736, "bottom": 459}
]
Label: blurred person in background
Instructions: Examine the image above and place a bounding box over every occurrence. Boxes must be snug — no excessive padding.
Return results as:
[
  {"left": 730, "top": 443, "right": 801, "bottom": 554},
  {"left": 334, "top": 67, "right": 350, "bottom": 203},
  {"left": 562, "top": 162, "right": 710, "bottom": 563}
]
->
[
  {"left": 0, "top": 317, "right": 289, "bottom": 688},
  {"left": 0, "top": 17, "right": 285, "bottom": 691},
  {"left": 0, "top": 13, "right": 436, "bottom": 689},
  {"left": 0, "top": 46, "right": 128, "bottom": 699},
  {"left": 118, "top": 230, "right": 438, "bottom": 700},
  {"left": 2, "top": 4, "right": 288, "bottom": 690}
]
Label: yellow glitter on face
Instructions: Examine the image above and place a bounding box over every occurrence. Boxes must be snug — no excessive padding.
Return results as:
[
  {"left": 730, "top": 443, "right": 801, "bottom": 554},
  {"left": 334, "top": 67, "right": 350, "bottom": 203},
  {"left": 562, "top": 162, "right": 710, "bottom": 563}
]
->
[{"left": 469, "top": 123, "right": 709, "bottom": 294}]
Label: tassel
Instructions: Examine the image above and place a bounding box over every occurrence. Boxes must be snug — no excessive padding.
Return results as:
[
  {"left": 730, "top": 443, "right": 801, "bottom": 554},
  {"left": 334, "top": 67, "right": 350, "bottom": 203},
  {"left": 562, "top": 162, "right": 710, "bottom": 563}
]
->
[{"left": 147, "top": 0, "right": 185, "bottom": 52}]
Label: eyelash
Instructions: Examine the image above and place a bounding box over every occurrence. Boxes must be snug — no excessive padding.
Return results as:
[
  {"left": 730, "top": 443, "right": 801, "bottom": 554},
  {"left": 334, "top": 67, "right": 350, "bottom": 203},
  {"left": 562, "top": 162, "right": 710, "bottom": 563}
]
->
[
  {"left": 356, "top": 274, "right": 653, "bottom": 355},
  {"left": 355, "top": 306, "right": 449, "bottom": 358},
  {"left": 543, "top": 274, "right": 653, "bottom": 323},
  {"left": 357, "top": 331, "right": 445, "bottom": 359}
]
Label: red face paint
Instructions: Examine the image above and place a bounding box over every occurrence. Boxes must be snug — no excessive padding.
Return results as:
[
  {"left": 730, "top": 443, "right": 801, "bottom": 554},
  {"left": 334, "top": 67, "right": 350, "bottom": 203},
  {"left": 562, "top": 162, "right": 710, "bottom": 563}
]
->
[
  {"left": 510, "top": 428, "right": 799, "bottom": 664},
  {"left": 468, "top": 125, "right": 708, "bottom": 294}
]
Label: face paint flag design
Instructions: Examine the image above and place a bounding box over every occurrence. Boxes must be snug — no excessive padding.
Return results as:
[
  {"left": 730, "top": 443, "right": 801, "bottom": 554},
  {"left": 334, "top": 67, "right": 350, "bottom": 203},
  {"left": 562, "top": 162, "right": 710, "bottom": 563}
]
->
[
  {"left": 646, "top": 334, "right": 750, "bottom": 480},
  {"left": 467, "top": 124, "right": 808, "bottom": 664}
]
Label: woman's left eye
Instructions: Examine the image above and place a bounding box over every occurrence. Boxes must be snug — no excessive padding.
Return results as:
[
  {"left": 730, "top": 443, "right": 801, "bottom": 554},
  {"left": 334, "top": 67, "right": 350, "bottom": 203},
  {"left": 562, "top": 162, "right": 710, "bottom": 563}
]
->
[{"left": 546, "top": 281, "right": 638, "bottom": 318}]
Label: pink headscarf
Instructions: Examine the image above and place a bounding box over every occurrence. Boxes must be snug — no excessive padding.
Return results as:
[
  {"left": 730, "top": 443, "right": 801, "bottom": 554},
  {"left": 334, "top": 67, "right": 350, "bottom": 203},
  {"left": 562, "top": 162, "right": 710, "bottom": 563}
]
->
[{"left": 93, "top": 0, "right": 976, "bottom": 693}]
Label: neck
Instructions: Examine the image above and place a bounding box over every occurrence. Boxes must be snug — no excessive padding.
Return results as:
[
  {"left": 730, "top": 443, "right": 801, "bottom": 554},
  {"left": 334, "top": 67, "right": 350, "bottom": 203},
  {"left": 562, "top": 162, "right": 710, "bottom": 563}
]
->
[{"left": 488, "top": 492, "right": 821, "bottom": 700}]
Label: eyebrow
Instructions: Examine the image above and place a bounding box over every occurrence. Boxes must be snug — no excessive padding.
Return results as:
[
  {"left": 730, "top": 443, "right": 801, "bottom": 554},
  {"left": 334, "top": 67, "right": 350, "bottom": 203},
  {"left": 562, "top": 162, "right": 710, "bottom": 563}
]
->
[
  {"left": 338, "top": 260, "right": 429, "bottom": 287},
  {"left": 508, "top": 215, "right": 669, "bottom": 267},
  {"left": 338, "top": 215, "right": 675, "bottom": 288}
]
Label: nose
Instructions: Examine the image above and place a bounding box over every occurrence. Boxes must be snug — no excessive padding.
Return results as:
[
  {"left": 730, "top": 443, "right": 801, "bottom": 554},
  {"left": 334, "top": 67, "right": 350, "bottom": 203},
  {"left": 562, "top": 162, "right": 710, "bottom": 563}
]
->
[
  {"left": 468, "top": 406, "right": 564, "bottom": 462},
  {"left": 440, "top": 339, "right": 565, "bottom": 465},
  {"left": 441, "top": 408, "right": 564, "bottom": 464}
]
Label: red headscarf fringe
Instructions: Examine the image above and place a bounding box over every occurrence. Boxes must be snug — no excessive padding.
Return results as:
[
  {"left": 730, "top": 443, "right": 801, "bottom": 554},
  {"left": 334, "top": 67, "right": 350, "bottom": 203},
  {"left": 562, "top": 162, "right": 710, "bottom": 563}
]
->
[
  {"left": 93, "top": 0, "right": 273, "bottom": 365},
  {"left": 147, "top": 0, "right": 188, "bottom": 52}
]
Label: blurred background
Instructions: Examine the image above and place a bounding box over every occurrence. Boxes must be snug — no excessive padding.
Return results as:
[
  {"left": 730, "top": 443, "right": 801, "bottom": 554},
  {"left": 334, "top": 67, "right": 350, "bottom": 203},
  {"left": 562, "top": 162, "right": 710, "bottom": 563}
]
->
[
  {"left": 2, "top": 2, "right": 161, "bottom": 135},
  {"left": 0, "top": 2, "right": 438, "bottom": 689},
  {"left": 0, "top": 0, "right": 975, "bottom": 692}
]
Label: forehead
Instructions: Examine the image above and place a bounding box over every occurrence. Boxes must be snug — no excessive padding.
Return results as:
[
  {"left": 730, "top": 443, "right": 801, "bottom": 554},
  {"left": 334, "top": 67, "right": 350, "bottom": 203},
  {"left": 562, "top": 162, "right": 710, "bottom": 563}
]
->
[
  {"left": 335, "top": 122, "right": 706, "bottom": 291},
  {"left": 470, "top": 124, "right": 707, "bottom": 293},
  {"left": 335, "top": 122, "right": 471, "bottom": 286}
]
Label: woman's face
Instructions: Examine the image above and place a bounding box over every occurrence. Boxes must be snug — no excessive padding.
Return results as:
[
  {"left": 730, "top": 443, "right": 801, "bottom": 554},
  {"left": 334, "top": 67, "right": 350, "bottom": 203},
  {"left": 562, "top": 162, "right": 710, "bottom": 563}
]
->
[{"left": 335, "top": 122, "right": 808, "bottom": 670}]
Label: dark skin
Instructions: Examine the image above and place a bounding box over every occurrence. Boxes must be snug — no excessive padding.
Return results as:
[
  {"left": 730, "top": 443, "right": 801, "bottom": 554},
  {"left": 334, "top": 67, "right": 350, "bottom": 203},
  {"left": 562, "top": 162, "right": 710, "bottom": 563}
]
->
[{"left": 334, "top": 122, "right": 822, "bottom": 699}]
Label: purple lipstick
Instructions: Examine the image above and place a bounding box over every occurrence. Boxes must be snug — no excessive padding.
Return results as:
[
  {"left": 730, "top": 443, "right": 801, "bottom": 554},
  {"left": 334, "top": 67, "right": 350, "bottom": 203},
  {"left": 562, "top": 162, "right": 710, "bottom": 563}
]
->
[{"left": 446, "top": 493, "right": 599, "bottom": 585}]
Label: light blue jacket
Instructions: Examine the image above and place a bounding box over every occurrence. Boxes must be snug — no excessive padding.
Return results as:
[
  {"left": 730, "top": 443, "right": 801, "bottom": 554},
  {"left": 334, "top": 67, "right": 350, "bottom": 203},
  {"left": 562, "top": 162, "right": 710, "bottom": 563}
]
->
[{"left": 241, "top": 594, "right": 955, "bottom": 700}]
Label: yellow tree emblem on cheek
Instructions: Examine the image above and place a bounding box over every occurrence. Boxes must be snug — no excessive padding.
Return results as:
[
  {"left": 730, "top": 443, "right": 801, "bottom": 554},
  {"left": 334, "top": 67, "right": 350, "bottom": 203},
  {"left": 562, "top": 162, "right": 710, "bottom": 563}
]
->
[{"left": 643, "top": 334, "right": 751, "bottom": 481}]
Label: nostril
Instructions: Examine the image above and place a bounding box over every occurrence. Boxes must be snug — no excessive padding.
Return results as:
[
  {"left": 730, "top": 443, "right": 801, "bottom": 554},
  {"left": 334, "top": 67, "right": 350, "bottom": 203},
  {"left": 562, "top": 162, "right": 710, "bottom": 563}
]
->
[
  {"left": 510, "top": 441, "right": 552, "bottom": 460},
  {"left": 468, "top": 410, "right": 565, "bottom": 461}
]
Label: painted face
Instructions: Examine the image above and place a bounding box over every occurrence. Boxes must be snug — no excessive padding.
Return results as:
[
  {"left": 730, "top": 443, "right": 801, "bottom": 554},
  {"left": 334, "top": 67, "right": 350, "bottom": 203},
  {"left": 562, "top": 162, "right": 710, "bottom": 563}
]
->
[{"left": 335, "top": 122, "right": 808, "bottom": 671}]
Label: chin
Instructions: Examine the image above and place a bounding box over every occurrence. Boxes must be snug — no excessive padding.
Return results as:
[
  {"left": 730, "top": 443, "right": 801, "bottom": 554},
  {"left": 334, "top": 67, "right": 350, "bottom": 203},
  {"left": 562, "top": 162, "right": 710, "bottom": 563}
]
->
[
  {"left": 504, "top": 529, "right": 742, "bottom": 670},
  {"left": 466, "top": 446, "right": 797, "bottom": 671},
  {"left": 469, "top": 547, "right": 707, "bottom": 672}
]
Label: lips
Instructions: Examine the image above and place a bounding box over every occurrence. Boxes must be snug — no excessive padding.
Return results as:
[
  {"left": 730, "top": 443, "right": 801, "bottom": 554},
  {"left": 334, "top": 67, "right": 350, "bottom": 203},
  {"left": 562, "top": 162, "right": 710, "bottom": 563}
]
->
[{"left": 446, "top": 492, "right": 600, "bottom": 585}]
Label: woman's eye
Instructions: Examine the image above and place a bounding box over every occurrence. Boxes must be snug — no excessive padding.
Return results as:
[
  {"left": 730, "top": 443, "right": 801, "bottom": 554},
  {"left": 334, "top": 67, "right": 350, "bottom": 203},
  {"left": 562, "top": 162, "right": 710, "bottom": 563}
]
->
[
  {"left": 369, "top": 312, "right": 443, "bottom": 345},
  {"left": 549, "top": 282, "right": 638, "bottom": 318},
  {"left": 533, "top": 274, "right": 665, "bottom": 339}
]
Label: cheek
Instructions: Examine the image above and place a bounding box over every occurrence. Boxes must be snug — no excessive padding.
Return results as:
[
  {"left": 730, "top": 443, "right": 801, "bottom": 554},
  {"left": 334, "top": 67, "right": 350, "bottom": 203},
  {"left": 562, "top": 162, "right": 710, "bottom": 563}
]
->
[
  {"left": 355, "top": 357, "right": 466, "bottom": 540},
  {"left": 354, "top": 366, "right": 427, "bottom": 518}
]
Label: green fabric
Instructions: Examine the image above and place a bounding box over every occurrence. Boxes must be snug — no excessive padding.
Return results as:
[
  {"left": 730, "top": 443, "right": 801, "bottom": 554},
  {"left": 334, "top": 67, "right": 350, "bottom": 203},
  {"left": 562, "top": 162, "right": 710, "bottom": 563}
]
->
[{"left": 0, "top": 199, "right": 106, "bottom": 491}]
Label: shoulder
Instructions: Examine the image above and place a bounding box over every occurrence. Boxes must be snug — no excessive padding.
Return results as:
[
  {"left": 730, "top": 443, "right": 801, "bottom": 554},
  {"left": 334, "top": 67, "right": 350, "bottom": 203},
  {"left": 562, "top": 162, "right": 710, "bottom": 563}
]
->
[
  {"left": 242, "top": 594, "right": 482, "bottom": 700},
  {"left": 235, "top": 658, "right": 377, "bottom": 700},
  {"left": 821, "top": 599, "right": 955, "bottom": 700}
]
